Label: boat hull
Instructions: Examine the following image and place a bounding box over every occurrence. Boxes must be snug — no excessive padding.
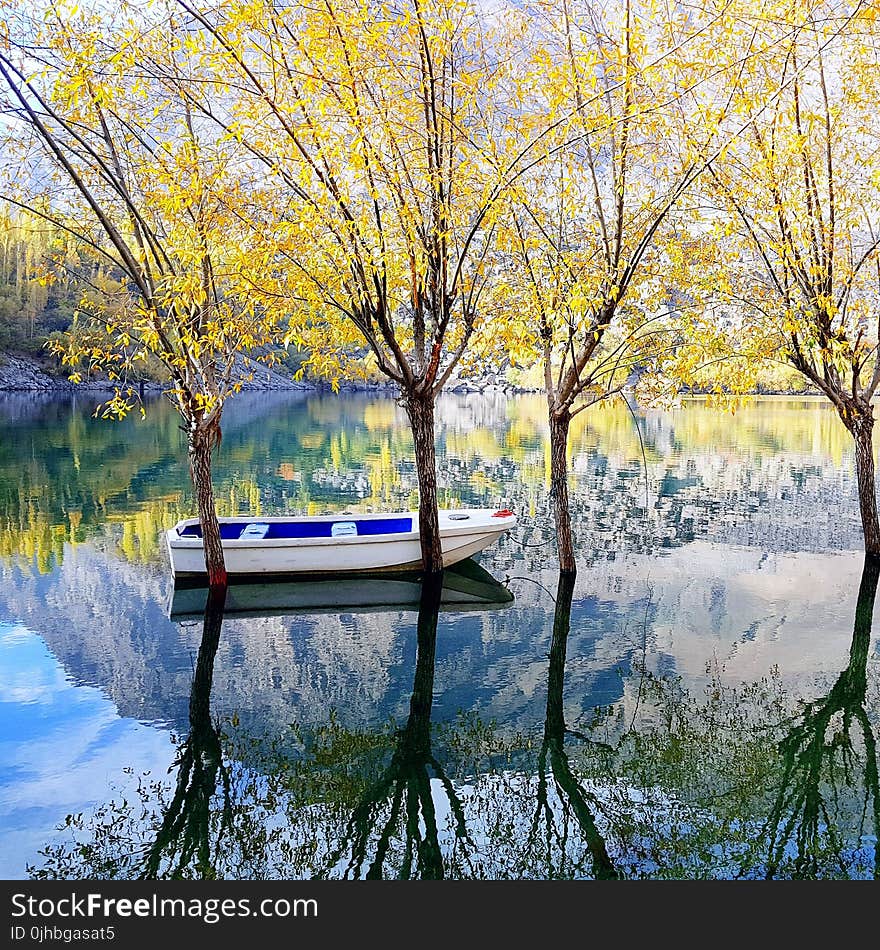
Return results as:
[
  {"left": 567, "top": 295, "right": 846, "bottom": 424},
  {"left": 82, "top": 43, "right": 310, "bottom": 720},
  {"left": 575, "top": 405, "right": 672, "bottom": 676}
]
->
[{"left": 165, "top": 508, "right": 515, "bottom": 577}]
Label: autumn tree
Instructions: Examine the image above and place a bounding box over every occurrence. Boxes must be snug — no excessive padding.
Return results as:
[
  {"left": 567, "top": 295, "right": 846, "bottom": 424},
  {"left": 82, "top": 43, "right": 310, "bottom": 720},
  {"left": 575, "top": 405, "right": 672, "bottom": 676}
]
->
[
  {"left": 0, "top": 207, "right": 81, "bottom": 346},
  {"left": 171, "top": 0, "right": 541, "bottom": 573},
  {"left": 683, "top": 0, "right": 880, "bottom": 554},
  {"left": 0, "top": 4, "right": 282, "bottom": 588},
  {"left": 494, "top": 0, "right": 741, "bottom": 573}
]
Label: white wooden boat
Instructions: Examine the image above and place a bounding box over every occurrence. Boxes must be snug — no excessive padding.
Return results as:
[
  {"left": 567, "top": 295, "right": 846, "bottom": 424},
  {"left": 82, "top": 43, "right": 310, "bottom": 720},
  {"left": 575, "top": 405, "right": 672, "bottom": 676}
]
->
[
  {"left": 165, "top": 507, "right": 516, "bottom": 577},
  {"left": 168, "top": 558, "right": 514, "bottom": 618}
]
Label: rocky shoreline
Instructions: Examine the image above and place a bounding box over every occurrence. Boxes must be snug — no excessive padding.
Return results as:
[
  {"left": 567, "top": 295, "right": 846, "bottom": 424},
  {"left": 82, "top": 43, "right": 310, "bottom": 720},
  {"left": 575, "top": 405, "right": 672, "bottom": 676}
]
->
[
  {"left": 0, "top": 350, "right": 524, "bottom": 395},
  {"left": 0, "top": 351, "right": 322, "bottom": 393},
  {"left": 0, "top": 353, "right": 81, "bottom": 392},
  {"left": 0, "top": 350, "right": 817, "bottom": 398}
]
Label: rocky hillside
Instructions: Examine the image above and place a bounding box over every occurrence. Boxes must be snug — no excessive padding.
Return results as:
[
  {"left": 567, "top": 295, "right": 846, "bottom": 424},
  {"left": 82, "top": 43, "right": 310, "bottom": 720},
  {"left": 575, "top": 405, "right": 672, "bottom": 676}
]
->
[
  {"left": 0, "top": 352, "right": 82, "bottom": 391},
  {"left": 0, "top": 349, "right": 529, "bottom": 394},
  {"left": 0, "top": 351, "right": 316, "bottom": 392}
]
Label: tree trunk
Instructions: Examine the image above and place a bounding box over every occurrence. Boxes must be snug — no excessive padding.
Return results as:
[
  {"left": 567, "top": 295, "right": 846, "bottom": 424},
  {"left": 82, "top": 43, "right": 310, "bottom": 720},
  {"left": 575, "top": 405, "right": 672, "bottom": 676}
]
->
[
  {"left": 849, "top": 413, "right": 880, "bottom": 557},
  {"left": 187, "top": 415, "right": 227, "bottom": 591},
  {"left": 549, "top": 407, "right": 576, "bottom": 574},
  {"left": 404, "top": 390, "right": 444, "bottom": 574}
]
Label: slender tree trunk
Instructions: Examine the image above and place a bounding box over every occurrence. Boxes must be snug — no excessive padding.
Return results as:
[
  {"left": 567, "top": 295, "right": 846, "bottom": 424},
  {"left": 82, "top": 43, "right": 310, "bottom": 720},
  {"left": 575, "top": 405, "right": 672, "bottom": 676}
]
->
[
  {"left": 187, "top": 415, "right": 227, "bottom": 591},
  {"left": 403, "top": 390, "right": 444, "bottom": 574},
  {"left": 549, "top": 406, "right": 576, "bottom": 574},
  {"left": 849, "top": 412, "right": 880, "bottom": 557}
]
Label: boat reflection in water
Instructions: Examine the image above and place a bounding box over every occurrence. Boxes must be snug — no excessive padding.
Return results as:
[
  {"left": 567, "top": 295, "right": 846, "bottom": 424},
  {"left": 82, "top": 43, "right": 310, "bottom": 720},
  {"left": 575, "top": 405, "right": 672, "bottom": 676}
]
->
[
  {"left": 149, "top": 565, "right": 509, "bottom": 879},
  {"left": 167, "top": 557, "right": 514, "bottom": 619}
]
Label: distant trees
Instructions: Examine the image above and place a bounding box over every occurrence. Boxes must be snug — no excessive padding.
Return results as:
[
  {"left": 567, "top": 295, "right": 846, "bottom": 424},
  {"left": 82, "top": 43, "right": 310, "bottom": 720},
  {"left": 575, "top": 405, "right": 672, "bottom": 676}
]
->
[
  {"left": 0, "top": 7, "right": 284, "bottom": 588},
  {"left": 0, "top": 210, "right": 80, "bottom": 349}
]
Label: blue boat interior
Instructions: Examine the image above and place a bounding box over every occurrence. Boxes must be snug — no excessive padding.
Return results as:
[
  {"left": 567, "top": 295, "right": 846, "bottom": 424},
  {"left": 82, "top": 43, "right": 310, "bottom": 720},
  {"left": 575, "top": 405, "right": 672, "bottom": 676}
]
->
[{"left": 178, "top": 517, "right": 414, "bottom": 541}]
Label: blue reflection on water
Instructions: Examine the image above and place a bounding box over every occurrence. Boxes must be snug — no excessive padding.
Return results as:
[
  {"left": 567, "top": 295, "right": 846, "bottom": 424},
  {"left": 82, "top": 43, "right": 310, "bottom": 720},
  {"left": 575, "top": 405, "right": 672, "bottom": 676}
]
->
[{"left": 0, "top": 622, "right": 174, "bottom": 878}]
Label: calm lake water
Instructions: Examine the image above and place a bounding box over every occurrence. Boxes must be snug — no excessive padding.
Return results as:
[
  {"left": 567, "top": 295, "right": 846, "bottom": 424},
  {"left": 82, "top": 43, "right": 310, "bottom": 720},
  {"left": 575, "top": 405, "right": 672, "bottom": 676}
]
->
[{"left": 0, "top": 391, "right": 877, "bottom": 879}]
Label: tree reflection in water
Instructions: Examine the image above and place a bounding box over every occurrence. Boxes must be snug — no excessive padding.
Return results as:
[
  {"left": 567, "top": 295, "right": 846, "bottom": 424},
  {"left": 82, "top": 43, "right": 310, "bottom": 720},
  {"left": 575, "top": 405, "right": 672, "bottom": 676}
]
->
[
  {"left": 27, "top": 561, "right": 880, "bottom": 880},
  {"left": 334, "top": 573, "right": 471, "bottom": 879},
  {"left": 532, "top": 573, "right": 618, "bottom": 879},
  {"left": 763, "top": 556, "right": 880, "bottom": 879},
  {"left": 141, "top": 587, "right": 230, "bottom": 879}
]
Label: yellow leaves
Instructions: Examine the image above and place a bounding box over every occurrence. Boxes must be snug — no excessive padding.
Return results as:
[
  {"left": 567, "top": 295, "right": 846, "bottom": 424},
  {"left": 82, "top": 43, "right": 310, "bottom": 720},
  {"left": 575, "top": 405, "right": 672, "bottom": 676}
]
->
[
  {"left": 13, "top": 0, "right": 880, "bottom": 418},
  {"left": 695, "top": 0, "right": 880, "bottom": 396},
  {"left": 6, "top": 6, "right": 282, "bottom": 418},
  {"left": 97, "top": 389, "right": 137, "bottom": 421}
]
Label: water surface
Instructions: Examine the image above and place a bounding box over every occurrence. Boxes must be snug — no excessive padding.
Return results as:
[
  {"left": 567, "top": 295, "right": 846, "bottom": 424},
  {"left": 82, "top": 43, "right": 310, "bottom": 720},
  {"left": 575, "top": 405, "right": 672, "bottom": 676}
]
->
[{"left": 0, "top": 392, "right": 876, "bottom": 878}]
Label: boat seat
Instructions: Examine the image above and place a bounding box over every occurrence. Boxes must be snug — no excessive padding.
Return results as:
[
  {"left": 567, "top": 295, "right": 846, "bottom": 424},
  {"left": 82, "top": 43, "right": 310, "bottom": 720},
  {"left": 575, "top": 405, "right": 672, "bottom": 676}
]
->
[
  {"left": 239, "top": 523, "right": 270, "bottom": 540},
  {"left": 179, "top": 517, "right": 412, "bottom": 541},
  {"left": 330, "top": 521, "right": 358, "bottom": 538}
]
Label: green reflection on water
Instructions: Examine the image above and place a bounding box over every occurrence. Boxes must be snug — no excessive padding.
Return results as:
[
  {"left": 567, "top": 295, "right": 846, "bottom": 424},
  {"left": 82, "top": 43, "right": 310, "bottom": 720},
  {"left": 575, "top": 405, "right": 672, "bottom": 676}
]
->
[
  {"left": 0, "top": 391, "right": 863, "bottom": 572},
  {"left": 5, "top": 390, "right": 878, "bottom": 878}
]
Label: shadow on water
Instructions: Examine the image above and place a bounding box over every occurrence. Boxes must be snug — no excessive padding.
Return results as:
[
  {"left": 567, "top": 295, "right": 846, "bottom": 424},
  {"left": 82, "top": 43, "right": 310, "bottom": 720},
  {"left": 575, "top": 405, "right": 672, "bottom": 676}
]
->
[
  {"left": 762, "top": 555, "right": 880, "bottom": 879},
  {"left": 167, "top": 558, "right": 514, "bottom": 619}
]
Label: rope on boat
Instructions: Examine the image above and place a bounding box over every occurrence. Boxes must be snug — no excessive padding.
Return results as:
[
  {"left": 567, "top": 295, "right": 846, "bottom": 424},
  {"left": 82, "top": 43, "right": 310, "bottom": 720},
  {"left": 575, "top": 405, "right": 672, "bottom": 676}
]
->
[{"left": 510, "top": 514, "right": 557, "bottom": 548}]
